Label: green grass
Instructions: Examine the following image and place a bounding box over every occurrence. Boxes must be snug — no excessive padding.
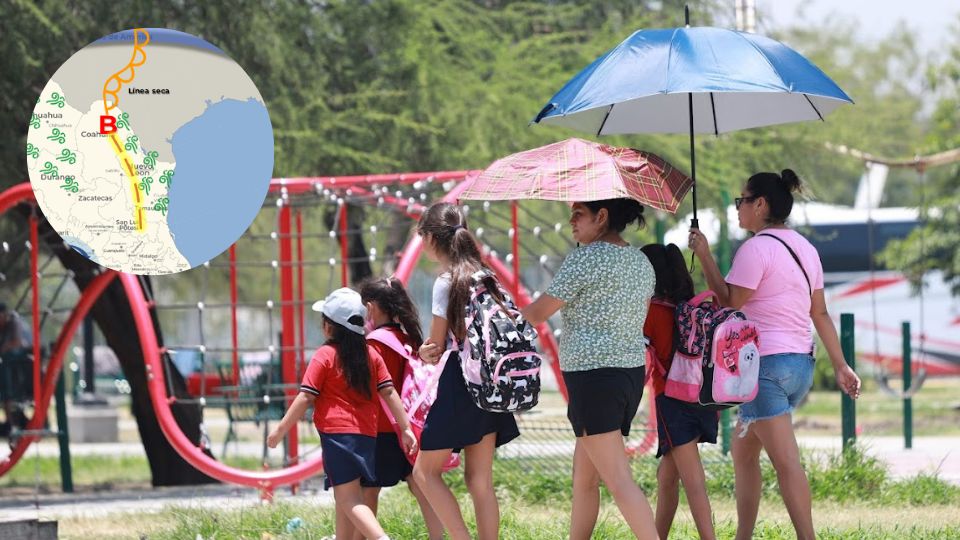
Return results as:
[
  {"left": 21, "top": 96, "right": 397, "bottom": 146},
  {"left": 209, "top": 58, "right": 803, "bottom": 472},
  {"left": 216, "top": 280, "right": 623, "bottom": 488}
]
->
[
  {"left": 488, "top": 445, "right": 959, "bottom": 507},
  {"left": 0, "top": 454, "right": 151, "bottom": 489},
  {"left": 27, "top": 445, "right": 959, "bottom": 539},
  {"left": 125, "top": 494, "right": 960, "bottom": 540},
  {"left": 0, "top": 454, "right": 279, "bottom": 491},
  {"left": 796, "top": 376, "right": 960, "bottom": 436},
  {"left": 8, "top": 445, "right": 956, "bottom": 508}
]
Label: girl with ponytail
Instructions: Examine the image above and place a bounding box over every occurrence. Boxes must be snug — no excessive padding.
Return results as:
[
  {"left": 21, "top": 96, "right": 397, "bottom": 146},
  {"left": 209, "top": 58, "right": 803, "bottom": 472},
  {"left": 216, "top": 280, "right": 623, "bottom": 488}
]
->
[
  {"left": 412, "top": 202, "right": 520, "bottom": 540},
  {"left": 522, "top": 198, "right": 658, "bottom": 540},
  {"left": 641, "top": 243, "right": 718, "bottom": 540},
  {"left": 358, "top": 277, "right": 443, "bottom": 540},
  {"left": 688, "top": 169, "right": 860, "bottom": 540}
]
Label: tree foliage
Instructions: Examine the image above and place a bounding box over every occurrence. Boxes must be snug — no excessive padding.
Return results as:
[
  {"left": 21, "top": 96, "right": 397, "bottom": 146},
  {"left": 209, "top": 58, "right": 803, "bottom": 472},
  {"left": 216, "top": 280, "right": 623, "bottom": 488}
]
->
[
  {"left": 2, "top": 1, "right": 957, "bottom": 300},
  {"left": 878, "top": 14, "right": 960, "bottom": 294}
]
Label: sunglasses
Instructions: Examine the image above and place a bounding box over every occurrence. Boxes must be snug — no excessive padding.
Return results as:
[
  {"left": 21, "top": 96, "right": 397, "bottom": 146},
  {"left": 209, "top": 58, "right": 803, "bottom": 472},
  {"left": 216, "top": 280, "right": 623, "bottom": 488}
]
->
[{"left": 734, "top": 196, "right": 758, "bottom": 210}]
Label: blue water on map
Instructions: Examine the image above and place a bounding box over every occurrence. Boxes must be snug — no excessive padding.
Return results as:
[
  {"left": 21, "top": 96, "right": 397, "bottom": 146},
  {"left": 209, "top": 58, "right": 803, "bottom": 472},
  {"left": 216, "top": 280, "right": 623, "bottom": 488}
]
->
[{"left": 167, "top": 98, "right": 273, "bottom": 267}]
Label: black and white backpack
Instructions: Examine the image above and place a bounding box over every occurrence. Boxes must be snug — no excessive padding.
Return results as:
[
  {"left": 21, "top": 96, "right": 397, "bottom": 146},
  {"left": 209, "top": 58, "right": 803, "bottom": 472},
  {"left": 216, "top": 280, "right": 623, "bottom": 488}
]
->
[{"left": 444, "top": 270, "right": 542, "bottom": 413}]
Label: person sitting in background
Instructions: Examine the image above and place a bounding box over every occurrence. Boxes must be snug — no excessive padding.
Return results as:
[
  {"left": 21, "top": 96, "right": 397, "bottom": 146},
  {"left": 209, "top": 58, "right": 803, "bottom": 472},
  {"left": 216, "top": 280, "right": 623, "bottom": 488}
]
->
[
  {"left": 0, "top": 303, "right": 31, "bottom": 355},
  {"left": 0, "top": 302, "right": 32, "bottom": 437}
]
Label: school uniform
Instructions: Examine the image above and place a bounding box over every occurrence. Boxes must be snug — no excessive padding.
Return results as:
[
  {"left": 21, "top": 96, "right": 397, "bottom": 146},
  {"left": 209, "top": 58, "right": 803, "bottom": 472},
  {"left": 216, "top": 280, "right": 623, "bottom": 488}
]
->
[
  {"left": 419, "top": 274, "right": 520, "bottom": 452},
  {"left": 300, "top": 343, "right": 393, "bottom": 489},
  {"left": 362, "top": 324, "right": 414, "bottom": 487},
  {"left": 644, "top": 301, "right": 719, "bottom": 457}
]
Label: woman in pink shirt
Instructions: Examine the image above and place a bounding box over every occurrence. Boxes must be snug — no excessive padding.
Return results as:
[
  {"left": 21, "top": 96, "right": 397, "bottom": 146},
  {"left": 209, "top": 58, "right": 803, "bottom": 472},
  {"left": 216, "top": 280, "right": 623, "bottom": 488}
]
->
[{"left": 688, "top": 169, "right": 860, "bottom": 540}]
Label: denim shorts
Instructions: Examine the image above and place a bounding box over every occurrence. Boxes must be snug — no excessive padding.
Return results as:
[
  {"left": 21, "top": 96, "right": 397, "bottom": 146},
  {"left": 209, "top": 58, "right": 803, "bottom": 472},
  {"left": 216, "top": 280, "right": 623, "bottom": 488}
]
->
[{"left": 738, "top": 353, "right": 815, "bottom": 435}]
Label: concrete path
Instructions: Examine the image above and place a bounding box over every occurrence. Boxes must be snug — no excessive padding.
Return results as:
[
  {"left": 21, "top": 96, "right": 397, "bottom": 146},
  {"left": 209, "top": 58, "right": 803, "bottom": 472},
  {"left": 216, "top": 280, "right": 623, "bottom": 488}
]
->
[
  {"left": 797, "top": 435, "right": 960, "bottom": 484},
  {"left": 0, "top": 483, "right": 333, "bottom": 522}
]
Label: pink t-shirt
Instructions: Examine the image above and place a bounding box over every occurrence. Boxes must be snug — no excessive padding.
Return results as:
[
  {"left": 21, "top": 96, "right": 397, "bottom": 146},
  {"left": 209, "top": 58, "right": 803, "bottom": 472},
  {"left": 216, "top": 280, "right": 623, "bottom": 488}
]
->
[{"left": 725, "top": 229, "right": 824, "bottom": 356}]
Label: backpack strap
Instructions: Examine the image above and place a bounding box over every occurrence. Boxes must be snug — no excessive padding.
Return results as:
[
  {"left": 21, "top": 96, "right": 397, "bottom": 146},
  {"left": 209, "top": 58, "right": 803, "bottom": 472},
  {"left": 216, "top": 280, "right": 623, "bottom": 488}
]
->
[
  {"left": 366, "top": 327, "right": 418, "bottom": 362},
  {"left": 369, "top": 327, "right": 442, "bottom": 436},
  {"left": 756, "top": 233, "right": 812, "bottom": 296},
  {"left": 643, "top": 299, "right": 676, "bottom": 385},
  {"left": 689, "top": 290, "right": 719, "bottom": 306}
]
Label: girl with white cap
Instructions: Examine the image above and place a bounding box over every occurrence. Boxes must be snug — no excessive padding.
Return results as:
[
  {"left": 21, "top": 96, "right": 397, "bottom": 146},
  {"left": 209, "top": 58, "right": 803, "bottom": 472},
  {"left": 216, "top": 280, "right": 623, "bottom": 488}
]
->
[{"left": 268, "top": 287, "right": 416, "bottom": 540}]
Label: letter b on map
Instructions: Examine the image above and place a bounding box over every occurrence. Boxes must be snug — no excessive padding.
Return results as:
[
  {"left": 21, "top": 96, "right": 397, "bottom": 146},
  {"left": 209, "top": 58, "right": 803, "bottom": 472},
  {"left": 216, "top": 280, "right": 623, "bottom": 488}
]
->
[{"left": 99, "top": 115, "right": 117, "bottom": 134}]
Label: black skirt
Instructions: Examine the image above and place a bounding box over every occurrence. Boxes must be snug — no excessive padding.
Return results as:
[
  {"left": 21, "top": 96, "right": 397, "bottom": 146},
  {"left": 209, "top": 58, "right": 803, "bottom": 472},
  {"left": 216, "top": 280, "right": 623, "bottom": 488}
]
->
[
  {"left": 420, "top": 352, "right": 520, "bottom": 453},
  {"left": 362, "top": 432, "right": 414, "bottom": 487}
]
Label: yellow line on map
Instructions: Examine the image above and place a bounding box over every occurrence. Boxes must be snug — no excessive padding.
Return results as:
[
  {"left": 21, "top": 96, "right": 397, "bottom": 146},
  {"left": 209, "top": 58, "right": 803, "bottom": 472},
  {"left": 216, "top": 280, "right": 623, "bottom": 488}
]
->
[
  {"left": 101, "top": 28, "right": 150, "bottom": 233},
  {"left": 108, "top": 133, "right": 146, "bottom": 232}
]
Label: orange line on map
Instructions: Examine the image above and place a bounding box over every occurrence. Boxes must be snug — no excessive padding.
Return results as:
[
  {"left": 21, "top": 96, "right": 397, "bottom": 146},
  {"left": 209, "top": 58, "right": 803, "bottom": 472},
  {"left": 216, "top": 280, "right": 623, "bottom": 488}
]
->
[
  {"left": 102, "top": 29, "right": 150, "bottom": 115},
  {"left": 101, "top": 31, "right": 150, "bottom": 233}
]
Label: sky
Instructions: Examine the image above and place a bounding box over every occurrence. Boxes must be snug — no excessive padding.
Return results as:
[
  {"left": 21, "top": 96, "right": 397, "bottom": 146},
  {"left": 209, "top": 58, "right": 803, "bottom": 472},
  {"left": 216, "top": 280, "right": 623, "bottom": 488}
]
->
[{"left": 754, "top": 0, "right": 959, "bottom": 57}]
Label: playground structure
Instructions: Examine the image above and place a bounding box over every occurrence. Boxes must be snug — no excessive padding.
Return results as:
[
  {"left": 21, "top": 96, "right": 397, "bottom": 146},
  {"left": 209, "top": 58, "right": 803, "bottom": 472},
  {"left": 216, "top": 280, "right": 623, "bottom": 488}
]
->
[
  {"left": 3, "top": 142, "right": 958, "bottom": 493},
  {"left": 0, "top": 172, "right": 659, "bottom": 495}
]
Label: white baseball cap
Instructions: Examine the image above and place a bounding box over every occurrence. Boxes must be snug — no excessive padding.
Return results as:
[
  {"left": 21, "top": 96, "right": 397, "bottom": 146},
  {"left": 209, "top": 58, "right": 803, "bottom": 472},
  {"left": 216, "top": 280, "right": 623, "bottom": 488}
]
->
[{"left": 311, "top": 287, "right": 367, "bottom": 335}]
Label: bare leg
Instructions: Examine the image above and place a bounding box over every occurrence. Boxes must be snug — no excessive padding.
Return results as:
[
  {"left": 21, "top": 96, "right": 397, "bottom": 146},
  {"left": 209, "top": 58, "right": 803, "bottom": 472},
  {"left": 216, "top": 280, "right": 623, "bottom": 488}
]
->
[
  {"left": 580, "top": 430, "right": 659, "bottom": 540},
  {"left": 407, "top": 474, "right": 445, "bottom": 540},
  {"left": 333, "top": 479, "right": 385, "bottom": 540},
  {"left": 570, "top": 439, "right": 601, "bottom": 540},
  {"left": 655, "top": 454, "right": 680, "bottom": 539},
  {"left": 413, "top": 449, "right": 471, "bottom": 540},
  {"left": 670, "top": 440, "right": 716, "bottom": 540},
  {"left": 751, "top": 415, "right": 815, "bottom": 540},
  {"left": 732, "top": 421, "right": 764, "bottom": 540},
  {"left": 335, "top": 495, "right": 356, "bottom": 540},
  {"left": 353, "top": 487, "right": 381, "bottom": 540},
  {"left": 462, "top": 432, "right": 500, "bottom": 540}
]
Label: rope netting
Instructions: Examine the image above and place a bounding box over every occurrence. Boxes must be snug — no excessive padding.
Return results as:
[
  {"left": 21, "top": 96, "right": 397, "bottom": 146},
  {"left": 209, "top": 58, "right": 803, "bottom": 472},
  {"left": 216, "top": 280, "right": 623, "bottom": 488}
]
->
[{"left": 0, "top": 173, "right": 660, "bottom": 492}]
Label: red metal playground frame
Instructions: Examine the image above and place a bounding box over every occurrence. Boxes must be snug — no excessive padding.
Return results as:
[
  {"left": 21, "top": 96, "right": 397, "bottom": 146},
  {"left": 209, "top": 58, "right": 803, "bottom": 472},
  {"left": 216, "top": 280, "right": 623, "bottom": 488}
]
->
[{"left": 0, "top": 172, "right": 655, "bottom": 492}]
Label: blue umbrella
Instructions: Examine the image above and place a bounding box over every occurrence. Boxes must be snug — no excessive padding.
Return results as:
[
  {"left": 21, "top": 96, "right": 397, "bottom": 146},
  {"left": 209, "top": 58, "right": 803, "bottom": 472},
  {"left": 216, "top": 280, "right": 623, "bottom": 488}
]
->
[{"left": 533, "top": 9, "right": 853, "bottom": 227}]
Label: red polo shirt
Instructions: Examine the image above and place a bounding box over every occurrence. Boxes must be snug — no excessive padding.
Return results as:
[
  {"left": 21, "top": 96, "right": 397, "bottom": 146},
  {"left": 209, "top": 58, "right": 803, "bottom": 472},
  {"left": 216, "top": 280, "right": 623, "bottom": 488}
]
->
[
  {"left": 299, "top": 343, "right": 393, "bottom": 436},
  {"left": 643, "top": 301, "right": 676, "bottom": 396},
  {"left": 368, "top": 324, "right": 413, "bottom": 433}
]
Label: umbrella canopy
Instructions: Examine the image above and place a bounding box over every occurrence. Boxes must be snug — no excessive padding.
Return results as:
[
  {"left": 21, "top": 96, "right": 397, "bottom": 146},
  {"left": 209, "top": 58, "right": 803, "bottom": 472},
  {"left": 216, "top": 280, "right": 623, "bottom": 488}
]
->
[
  {"left": 459, "top": 137, "right": 693, "bottom": 213},
  {"left": 533, "top": 26, "right": 853, "bottom": 135},
  {"left": 532, "top": 23, "right": 853, "bottom": 227}
]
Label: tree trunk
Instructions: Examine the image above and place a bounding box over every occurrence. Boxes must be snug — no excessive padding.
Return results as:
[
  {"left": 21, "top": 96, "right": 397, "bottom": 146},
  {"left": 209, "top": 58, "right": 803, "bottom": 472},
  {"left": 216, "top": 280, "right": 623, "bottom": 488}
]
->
[
  {"left": 31, "top": 210, "right": 217, "bottom": 486},
  {"left": 324, "top": 202, "right": 373, "bottom": 284}
]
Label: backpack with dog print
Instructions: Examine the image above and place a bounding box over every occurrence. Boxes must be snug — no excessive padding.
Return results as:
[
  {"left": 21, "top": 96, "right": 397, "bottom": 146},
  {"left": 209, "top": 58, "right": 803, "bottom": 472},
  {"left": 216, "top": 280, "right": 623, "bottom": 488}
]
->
[
  {"left": 665, "top": 291, "right": 761, "bottom": 409},
  {"left": 443, "top": 270, "right": 542, "bottom": 413}
]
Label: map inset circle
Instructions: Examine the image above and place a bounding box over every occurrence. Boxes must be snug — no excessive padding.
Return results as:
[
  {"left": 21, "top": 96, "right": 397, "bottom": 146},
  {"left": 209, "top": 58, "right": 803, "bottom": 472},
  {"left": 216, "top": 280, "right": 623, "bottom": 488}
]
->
[{"left": 27, "top": 28, "right": 274, "bottom": 275}]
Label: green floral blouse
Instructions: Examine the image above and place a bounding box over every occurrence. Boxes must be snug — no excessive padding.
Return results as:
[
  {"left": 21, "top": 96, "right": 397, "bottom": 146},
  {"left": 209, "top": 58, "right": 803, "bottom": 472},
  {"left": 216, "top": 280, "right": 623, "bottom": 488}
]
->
[{"left": 545, "top": 242, "right": 655, "bottom": 372}]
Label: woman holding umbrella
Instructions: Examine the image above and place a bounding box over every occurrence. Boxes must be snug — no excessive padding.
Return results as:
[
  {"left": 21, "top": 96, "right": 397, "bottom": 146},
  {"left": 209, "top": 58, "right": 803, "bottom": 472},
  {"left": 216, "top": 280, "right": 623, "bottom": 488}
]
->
[
  {"left": 688, "top": 169, "right": 861, "bottom": 540},
  {"left": 522, "top": 198, "right": 659, "bottom": 540}
]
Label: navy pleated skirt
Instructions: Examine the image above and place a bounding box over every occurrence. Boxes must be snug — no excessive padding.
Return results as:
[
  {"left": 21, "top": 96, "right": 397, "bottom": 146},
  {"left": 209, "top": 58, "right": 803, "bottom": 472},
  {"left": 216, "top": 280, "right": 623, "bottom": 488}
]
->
[{"left": 420, "top": 353, "right": 520, "bottom": 453}]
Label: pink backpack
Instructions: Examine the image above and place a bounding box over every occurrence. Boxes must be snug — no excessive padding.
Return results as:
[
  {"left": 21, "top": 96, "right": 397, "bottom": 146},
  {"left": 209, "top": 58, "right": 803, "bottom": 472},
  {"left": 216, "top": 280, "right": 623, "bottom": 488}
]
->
[
  {"left": 665, "top": 291, "right": 761, "bottom": 409},
  {"left": 368, "top": 328, "right": 460, "bottom": 471}
]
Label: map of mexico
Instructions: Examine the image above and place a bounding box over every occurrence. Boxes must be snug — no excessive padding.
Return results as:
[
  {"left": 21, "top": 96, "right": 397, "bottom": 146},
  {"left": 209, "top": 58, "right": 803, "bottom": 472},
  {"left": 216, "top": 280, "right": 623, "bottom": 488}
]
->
[{"left": 26, "top": 28, "right": 274, "bottom": 275}]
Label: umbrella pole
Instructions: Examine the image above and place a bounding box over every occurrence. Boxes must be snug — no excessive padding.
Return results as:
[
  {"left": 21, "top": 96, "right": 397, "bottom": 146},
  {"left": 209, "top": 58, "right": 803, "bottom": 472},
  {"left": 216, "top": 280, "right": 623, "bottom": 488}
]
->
[{"left": 688, "top": 92, "right": 699, "bottom": 229}]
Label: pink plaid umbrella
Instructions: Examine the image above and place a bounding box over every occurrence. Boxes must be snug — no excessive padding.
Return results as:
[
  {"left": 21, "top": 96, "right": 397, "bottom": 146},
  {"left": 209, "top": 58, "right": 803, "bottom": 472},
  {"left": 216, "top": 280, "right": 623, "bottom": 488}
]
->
[{"left": 459, "top": 138, "right": 693, "bottom": 213}]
